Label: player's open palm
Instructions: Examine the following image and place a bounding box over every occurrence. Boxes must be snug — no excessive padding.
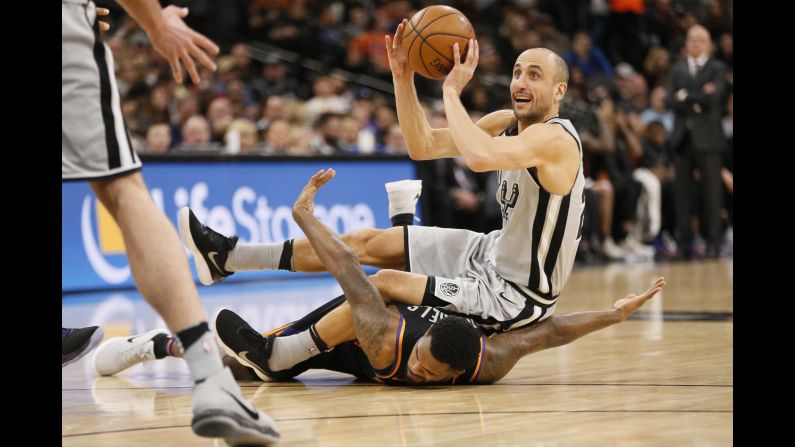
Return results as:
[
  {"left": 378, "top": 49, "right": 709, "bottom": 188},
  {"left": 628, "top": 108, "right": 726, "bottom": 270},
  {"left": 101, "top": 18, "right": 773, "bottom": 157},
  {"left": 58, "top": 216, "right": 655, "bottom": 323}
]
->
[
  {"left": 385, "top": 19, "right": 415, "bottom": 79},
  {"left": 613, "top": 277, "right": 666, "bottom": 321},
  {"left": 293, "top": 169, "right": 336, "bottom": 216},
  {"left": 149, "top": 6, "right": 220, "bottom": 85}
]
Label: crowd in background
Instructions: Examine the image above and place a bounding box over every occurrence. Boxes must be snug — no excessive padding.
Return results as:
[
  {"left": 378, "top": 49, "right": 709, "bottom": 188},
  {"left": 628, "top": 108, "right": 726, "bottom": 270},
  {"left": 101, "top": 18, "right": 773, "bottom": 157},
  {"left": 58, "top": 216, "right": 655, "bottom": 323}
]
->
[{"left": 99, "top": 0, "right": 733, "bottom": 264}]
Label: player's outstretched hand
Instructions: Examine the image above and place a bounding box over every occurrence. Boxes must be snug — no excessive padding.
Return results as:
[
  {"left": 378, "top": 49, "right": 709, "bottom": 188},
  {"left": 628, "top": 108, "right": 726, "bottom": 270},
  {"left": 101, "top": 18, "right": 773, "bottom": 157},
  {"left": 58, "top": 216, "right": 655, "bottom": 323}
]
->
[
  {"left": 293, "top": 169, "right": 336, "bottom": 217},
  {"left": 149, "top": 6, "right": 220, "bottom": 84},
  {"left": 613, "top": 276, "right": 666, "bottom": 321}
]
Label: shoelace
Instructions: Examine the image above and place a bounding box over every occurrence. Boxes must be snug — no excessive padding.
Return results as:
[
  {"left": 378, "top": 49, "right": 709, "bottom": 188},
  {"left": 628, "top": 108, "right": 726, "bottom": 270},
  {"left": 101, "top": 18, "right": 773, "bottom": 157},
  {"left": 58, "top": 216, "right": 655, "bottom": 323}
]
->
[{"left": 121, "top": 341, "right": 156, "bottom": 366}]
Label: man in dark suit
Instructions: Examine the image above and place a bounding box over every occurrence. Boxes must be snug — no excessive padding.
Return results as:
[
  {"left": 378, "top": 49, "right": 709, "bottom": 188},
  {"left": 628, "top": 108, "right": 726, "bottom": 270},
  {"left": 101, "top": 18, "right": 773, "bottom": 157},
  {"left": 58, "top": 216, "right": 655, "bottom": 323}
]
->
[{"left": 667, "top": 25, "right": 728, "bottom": 259}]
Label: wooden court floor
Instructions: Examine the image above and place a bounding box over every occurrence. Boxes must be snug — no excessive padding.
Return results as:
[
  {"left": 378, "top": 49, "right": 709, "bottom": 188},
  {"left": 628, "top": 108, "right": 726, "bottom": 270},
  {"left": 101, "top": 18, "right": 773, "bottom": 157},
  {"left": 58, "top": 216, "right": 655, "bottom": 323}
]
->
[{"left": 62, "top": 259, "right": 732, "bottom": 446}]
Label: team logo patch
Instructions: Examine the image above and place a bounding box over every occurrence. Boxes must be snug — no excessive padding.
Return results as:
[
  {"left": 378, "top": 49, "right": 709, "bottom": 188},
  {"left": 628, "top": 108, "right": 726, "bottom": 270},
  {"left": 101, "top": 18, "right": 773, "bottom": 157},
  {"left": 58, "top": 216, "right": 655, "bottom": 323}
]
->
[{"left": 440, "top": 282, "right": 460, "bottom": 297}]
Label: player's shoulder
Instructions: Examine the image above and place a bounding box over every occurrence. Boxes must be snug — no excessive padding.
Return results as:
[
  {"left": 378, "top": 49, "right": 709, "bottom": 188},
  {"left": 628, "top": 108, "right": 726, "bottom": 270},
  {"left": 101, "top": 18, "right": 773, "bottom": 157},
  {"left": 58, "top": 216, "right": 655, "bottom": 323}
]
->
[{"left": 534, "top": 120, "right": 580, "bottom": 158}]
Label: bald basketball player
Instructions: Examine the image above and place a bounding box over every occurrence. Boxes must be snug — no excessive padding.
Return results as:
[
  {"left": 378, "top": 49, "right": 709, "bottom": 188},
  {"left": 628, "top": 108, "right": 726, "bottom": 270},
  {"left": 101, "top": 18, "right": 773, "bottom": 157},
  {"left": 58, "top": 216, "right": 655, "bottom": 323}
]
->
[{"left": 177, "top": 22, "right": 585, "bottom": 345}]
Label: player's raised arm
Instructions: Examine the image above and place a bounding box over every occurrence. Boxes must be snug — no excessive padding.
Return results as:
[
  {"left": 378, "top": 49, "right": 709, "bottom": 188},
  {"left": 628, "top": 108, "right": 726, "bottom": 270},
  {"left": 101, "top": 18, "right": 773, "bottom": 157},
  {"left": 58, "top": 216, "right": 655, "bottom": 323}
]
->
[
  {"left": 386, "top": 20, "right": 513, "bottom": 160},
  {"left": 291, "top": 170, "right": 397, "bottom": 367}
]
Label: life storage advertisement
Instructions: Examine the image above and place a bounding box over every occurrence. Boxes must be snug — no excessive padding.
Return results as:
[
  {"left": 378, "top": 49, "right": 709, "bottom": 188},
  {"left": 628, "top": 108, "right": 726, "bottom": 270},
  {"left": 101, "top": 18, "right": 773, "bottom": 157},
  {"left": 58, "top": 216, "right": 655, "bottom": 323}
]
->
[{"left": 62, "top": 158, "right": 416, "bottom": 292}]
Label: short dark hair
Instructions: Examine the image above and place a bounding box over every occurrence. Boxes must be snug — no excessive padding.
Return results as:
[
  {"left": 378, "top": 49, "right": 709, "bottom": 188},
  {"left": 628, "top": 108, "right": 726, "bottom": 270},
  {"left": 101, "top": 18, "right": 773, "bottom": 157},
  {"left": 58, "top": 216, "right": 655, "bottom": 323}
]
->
[
  {"left": 428, "top": 316, "right": 481, "bottom": 372},
  {"left": 314, "top": 112, "right": 341, "bottom": 129}
]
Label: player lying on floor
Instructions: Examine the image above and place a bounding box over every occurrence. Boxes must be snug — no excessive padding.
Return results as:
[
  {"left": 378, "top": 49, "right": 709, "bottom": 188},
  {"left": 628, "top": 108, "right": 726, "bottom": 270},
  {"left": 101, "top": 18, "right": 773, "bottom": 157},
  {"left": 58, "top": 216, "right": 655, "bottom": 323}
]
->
[{"left": 93, "top": 169, "right": 666, "bottom": 385}]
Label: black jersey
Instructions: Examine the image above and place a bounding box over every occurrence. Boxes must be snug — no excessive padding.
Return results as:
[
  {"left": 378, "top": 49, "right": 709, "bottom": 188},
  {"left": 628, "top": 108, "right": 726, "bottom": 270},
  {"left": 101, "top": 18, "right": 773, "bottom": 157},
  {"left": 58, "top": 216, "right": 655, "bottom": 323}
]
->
[
  {"left": 277, "top": 302, "right": 487, "bottom": 385},
  {"left": 369, "top": 304, "right": 486, "bottom": 385}
]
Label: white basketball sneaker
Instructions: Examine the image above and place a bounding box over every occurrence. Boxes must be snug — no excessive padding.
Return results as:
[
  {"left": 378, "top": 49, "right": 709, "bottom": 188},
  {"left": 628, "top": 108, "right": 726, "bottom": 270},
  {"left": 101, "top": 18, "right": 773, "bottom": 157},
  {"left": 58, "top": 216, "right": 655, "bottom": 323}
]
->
[{"left": 92, "top": 329, "right": 171, "bottom": 376}]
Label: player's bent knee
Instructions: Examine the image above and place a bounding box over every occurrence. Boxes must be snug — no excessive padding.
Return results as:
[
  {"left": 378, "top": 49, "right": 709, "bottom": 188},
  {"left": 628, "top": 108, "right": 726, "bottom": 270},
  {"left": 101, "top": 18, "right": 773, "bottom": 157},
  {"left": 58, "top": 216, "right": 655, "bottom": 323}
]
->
[
  {"left": 369, "top": 270, "right": 399, "bottom": 302},
  {"left": 89, "top": 171, "right": 146, "bottom": 214}
]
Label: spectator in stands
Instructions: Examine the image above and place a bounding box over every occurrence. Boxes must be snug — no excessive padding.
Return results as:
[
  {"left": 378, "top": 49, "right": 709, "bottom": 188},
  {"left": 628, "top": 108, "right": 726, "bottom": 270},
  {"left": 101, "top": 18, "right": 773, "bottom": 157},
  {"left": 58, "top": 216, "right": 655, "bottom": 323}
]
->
[
  {"left": 261, "top": 119, "right": 292, "bottom": 155},
  {"left": 310, "top": 112, "right": 345, "bottom": 155},
  {"left": 305, "top": 76, "right": 351, "bottom": 125},
  {"left": 640, "top": 86, "right": 674, "bottom": 133},
  {"left": 207, "top": 97, "right": 234, "bottom": 143},
  {"left": 144, "top": 123, "right": 172, "bottom": 154},
  {"left": 564, "top": 31, "right": 614, "bottom": 83},
  {"left": 643, "top": 46, "right": 672, "bottom": 88},
  {"left": 176, "top": 115, "right": 217, "bottom": 152},
  {"left": 225, "top": 118, "right": 259, "bottom": 154}
]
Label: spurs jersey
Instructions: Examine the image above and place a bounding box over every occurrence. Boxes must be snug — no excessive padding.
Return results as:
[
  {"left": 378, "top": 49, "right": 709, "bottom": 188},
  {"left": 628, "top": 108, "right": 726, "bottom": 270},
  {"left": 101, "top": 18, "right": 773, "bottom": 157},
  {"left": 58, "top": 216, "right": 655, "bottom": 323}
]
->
[{"left": 493, "top": 117, "right": 585, "bottom": 302}]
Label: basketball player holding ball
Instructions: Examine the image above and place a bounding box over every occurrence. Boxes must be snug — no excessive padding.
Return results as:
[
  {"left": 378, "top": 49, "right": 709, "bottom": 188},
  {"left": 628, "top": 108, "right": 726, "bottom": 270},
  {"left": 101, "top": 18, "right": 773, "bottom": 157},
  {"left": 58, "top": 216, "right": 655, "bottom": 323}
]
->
[
  {"left": 367, "top": 5, "right": 585, "bottom": 334},
  {"left": 176, "top": 6, "right": 586, "bottom": 367}
]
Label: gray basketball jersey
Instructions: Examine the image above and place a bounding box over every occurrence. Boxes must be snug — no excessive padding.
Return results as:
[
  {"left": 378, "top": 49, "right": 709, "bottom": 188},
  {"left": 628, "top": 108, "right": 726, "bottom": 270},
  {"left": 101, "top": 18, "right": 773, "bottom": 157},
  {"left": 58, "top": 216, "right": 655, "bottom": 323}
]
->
[{"left": 492, "top": 117, "right": 585, "bottom": 300}]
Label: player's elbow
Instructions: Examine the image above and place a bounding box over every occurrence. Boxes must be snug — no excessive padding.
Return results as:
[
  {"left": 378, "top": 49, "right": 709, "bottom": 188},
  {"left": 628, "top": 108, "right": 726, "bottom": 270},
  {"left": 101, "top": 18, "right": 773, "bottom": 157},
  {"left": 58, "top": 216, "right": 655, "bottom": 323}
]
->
[{"left": 406, "top": 144, "right": 431, "bottom": 160}]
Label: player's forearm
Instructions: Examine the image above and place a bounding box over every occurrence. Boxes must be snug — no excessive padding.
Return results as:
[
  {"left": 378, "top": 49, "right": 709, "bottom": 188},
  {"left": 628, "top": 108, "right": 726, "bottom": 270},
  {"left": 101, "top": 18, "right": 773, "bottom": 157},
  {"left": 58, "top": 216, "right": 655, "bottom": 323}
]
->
[
  {"left": 394, "top": 76, "right": 435, "bottom": 158},
  {"left": 442, "top": 87, "right": 493, "bottom": 167},
  {"left": 115, "top": 0, "right": 167, "bottom": 38},
  {"left": 540, "top": 310, "right": 622, "bottom": 350},
  {"left": 292, "top": 209, "right": 360, "bottom": 279}
]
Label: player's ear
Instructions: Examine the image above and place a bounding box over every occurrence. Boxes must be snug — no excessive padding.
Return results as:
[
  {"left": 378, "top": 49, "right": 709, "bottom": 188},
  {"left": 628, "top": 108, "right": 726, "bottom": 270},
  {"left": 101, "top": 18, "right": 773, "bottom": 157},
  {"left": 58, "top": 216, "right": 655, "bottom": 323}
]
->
[{"left": 554, "top": 82, "right": 567, "bottom": 101}]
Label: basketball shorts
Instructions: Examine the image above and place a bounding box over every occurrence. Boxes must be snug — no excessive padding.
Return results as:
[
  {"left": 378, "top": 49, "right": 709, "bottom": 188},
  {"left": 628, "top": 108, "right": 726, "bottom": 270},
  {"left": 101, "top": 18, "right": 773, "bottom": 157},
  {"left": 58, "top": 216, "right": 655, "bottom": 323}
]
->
[
  {"left": 62, "top": 0, "right": 142, "bottom": 180},
  {"left": 404, "top": 226, "right": 556, "bottom": 334}
]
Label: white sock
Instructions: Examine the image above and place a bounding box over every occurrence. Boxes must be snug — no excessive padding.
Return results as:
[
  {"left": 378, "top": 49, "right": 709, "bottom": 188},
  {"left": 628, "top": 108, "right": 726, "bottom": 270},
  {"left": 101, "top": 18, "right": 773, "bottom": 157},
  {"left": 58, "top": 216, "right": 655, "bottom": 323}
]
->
[
  {"left": 181, "top": 331, "right": 224, "bottom": 382},
  {"left": 268, "top": 330, "right": 323, "bottom": 371},
  {"left": 226, "top": 240, "right": 293, "bottom": 271}
]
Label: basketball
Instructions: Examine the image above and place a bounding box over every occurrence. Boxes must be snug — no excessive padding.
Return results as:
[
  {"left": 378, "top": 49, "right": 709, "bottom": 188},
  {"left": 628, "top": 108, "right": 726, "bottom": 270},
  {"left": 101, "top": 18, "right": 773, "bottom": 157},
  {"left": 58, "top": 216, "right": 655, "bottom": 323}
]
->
[{"left": 403, "top": 5, "right": 476, "bottom": 80}]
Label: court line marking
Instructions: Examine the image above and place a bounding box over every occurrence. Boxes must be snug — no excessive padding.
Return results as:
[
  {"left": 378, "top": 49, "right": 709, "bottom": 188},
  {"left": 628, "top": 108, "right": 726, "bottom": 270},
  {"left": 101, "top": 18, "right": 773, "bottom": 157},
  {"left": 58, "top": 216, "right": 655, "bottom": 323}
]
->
[{"left": 63, "top": 410, "right": 733, "bottom": 438}]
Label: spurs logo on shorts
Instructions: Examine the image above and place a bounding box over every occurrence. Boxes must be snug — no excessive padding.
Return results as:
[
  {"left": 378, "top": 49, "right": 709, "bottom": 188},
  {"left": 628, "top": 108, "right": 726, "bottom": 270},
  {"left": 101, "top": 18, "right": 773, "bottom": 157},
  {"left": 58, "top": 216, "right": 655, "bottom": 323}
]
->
[{"left": 440, "top": 282, "right": 460, "bottom": 297}]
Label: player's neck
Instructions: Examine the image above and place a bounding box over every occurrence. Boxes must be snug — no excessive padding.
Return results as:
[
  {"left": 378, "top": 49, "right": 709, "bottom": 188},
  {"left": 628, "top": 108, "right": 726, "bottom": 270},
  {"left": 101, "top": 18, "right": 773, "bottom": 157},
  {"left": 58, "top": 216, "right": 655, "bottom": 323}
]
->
[{"left": 518, "top": 109, "right": 560, "bottom": 132}]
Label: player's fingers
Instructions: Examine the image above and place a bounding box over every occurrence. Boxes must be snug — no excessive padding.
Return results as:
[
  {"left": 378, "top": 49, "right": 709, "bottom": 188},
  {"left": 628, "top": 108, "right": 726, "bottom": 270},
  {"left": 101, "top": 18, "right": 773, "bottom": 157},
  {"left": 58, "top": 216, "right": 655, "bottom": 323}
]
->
[
  {"left": 317, "top": 169, "right": 335, "bottom": 187},
  {"left": 96, "top": 7, "right": 109, "bottom": 16},
  {"left": 188, "top": 42, "right": 216, "bottom": 72},
  {"left": 181, "top": 49, "right": 200, "bottom": 84},
  {"left": 473, "top": 39, "right": 479, "bottom": 65},
  {"left": 453, "top": 43, "right": 460, "bottom": 65},
  {"left": 395, "top": 19, "right": 407, "bottom": 46},
  {"left": 192, "top": 31, "right": 220, "bottom": 56},
  {"left": 385, "top": 35, "right": 393, "bottom": 56},
  {"left": 394, "top": 22, "right": 403, "bottom": 47},
  {"left": 465, "top": 39, "right": 474, "bottom": 65},
  {"left": 310, "top": 169, "right": 324, "bottom": 183},
  {"left": 644, "top": 285, "right": 663, "bottom": 299},
  {"left": 99, "top": 21, "right": 110, "bottom": 32},
  {"left": 169, "top": 57, "right": 183, "bottom": 84}
]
